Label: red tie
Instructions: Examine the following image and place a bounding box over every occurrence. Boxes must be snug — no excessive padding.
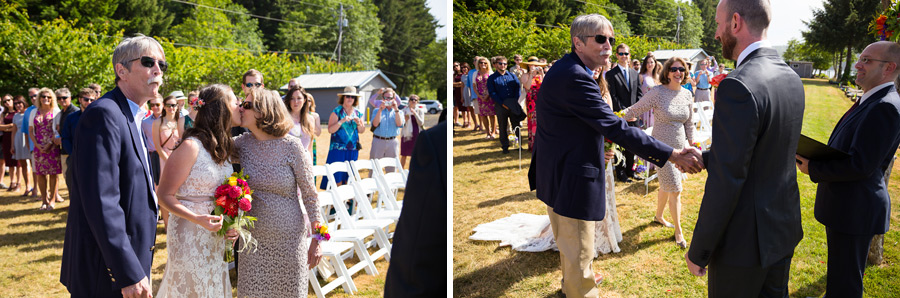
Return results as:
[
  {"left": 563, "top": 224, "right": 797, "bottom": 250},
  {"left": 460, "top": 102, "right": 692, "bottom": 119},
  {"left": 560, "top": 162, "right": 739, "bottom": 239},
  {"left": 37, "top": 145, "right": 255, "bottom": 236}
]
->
[{"left": 838, "top": 100, "right": 860, "bottom": 125}]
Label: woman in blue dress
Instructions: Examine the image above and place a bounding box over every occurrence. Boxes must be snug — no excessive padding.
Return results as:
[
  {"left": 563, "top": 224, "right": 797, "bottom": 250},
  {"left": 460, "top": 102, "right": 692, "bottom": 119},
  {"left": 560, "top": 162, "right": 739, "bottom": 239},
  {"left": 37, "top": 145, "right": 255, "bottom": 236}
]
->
[{"left": 321, "top": 86, "right": 366, "bottom": 188}]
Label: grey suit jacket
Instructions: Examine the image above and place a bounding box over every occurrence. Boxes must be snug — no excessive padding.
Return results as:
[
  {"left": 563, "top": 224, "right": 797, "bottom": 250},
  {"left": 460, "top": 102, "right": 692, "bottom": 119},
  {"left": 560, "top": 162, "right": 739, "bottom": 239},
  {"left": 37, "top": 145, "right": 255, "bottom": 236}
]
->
[{"left": 688, "top": 48, "right": 805, "bottom": 268}]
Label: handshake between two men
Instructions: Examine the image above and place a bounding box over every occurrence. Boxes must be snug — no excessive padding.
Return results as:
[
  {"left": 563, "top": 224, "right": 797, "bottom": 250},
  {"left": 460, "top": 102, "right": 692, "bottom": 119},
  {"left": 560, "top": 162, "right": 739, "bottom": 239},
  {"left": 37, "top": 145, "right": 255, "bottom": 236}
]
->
[{"left": 603, "top": 146, "right": 705, "bottom": 174}]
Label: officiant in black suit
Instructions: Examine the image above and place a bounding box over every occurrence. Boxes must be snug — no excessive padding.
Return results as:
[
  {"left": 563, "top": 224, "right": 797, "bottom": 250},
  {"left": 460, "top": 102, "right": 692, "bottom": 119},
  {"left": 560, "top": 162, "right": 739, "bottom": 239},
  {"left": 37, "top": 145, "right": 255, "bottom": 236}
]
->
[
  {"left": 796, "top": 41, "right": 900, "bottom": 298},
  {"left": 605, "top": 43, "right": 643, "bottom": 182},
  {"left": 684, "top": 1, "right": 806, "bottom": 297}
]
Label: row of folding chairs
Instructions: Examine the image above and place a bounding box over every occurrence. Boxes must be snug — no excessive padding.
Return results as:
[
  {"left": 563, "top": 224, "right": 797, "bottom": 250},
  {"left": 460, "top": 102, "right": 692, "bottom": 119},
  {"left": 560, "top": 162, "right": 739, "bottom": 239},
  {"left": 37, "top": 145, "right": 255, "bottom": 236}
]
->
[{"left": 307, "top": 158, "right": 408, "bottom": 298}]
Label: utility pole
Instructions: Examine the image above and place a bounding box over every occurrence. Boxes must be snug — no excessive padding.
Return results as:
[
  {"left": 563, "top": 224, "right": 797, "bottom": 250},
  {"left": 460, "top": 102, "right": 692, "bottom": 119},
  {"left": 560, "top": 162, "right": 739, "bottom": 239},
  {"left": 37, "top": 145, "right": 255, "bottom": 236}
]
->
[
  {"left": 676, "top": 7, "right": 683, "bottom": 44},
  {"left": 335, "top": 3, "right": 348, "bottom": 64}
]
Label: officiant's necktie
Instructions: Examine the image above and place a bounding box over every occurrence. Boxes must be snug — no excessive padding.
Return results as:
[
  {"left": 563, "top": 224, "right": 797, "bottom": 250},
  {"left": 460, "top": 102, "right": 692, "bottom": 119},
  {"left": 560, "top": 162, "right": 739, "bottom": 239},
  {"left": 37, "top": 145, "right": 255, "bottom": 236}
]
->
[{"left": 838, "top": 100, "right": 860, "bottom": 125}]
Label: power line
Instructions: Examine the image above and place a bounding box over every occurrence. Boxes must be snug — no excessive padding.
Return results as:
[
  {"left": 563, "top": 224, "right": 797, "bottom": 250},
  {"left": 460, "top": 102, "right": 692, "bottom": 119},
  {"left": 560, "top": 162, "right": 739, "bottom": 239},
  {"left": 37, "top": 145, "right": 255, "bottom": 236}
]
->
[
  {"left": 45, "top": 26, "right": 332, "bottom": 57},
  {"left": 287, "top": 0, "right": 345, "bottom": 11},
  {"left": 169, "top": 0, "right": 326, "bottom": 28},
  {"left": 575, "top": 0, "right": 661, "bottom": 20}
]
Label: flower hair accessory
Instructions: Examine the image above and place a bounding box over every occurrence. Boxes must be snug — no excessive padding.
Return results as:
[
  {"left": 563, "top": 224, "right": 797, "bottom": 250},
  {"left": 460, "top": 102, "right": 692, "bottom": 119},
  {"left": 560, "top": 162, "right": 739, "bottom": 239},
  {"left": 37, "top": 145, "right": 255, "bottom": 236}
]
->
[{"left": 191, "top": 97, "right": 205, "bottom": 110}]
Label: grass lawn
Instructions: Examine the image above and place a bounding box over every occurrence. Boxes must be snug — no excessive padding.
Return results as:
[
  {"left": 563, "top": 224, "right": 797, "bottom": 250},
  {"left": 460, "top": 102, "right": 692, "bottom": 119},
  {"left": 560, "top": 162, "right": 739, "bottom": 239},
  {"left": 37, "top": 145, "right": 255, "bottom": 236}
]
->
[
  {"left": 0, "top": 114, "right": 441, "bottom": 297},
  {"left": 453, "top": 78, "right": 900, "bottom": 297}
]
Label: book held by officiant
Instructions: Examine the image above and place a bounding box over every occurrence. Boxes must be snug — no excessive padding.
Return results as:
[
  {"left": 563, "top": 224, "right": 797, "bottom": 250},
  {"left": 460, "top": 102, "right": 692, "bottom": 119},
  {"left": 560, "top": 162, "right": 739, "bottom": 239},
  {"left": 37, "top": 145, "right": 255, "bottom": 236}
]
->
[{"left": 796, "top": 134, "right": 850, "bottom": 160}]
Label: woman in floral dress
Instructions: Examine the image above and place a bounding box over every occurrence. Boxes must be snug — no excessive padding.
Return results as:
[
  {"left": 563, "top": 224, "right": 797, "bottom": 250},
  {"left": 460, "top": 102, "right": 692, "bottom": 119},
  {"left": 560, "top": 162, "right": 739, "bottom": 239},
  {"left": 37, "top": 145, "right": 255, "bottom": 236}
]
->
[
  {"left": 474, "top": 56, "right": 496, "bottom": 139},
  {"left": 30, "top": 88, "right": 61, "bottom": 210}
]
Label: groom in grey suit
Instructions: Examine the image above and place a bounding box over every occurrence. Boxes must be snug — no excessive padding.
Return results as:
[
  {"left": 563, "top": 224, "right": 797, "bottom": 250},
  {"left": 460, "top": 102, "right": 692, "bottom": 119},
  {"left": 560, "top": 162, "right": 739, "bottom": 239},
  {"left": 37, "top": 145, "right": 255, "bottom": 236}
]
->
[{"left": 685, "top": 0, "right": 806, "bottom": 297}]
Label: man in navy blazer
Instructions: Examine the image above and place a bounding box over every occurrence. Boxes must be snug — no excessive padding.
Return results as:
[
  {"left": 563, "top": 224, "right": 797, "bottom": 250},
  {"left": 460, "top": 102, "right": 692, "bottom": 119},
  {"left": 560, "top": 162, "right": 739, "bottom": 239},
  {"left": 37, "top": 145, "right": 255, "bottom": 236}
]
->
[
  {"left": 797, "top": 41, "right": 900, "bottom": 298},
  {"left": 535, "top": 14, "right": 703, "bottom": 298},
  {"left": 60, "top": 35, "right": 163, "bottom": 298}
]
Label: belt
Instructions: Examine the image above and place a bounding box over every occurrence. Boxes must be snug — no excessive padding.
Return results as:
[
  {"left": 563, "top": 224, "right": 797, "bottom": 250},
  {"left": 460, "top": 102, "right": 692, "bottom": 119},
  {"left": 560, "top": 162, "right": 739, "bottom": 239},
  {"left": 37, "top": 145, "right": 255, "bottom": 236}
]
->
[
  {"left": 176, "top": 195, "right": 214, "bottom": 203},
  {"left": 697, "top": 87, "right": 711, "bottom": 90},
  {"left": 374, "top": 135, "right": 396, "bottom": 140}
]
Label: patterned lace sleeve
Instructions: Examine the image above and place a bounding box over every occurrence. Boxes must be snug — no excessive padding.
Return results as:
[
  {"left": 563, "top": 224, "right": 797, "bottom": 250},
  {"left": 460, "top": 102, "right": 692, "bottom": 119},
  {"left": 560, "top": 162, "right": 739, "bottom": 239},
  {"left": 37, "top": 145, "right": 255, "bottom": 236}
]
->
[
  {"left": 288, "top": 136, "right": 322, "bottom": 223},
  {"left": 683, "top": 91, "right": 695, "bottom": 144},
  {"left": 624, "top": 85, "right": 656, "bottom": 120}
]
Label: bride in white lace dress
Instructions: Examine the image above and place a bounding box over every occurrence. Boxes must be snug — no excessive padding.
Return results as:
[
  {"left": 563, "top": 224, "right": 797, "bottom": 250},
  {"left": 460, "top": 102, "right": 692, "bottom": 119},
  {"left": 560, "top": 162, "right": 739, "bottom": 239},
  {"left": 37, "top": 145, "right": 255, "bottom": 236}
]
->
[{"left": 155, "top": 84, "right": 242, "bottom": 297}]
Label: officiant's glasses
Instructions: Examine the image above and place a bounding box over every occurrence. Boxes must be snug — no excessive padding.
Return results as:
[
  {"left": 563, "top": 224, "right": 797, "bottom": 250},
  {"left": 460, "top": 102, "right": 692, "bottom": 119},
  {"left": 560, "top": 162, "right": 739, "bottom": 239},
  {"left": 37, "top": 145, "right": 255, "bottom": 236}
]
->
[{"left": 580, "top": 34, "right": 615, "bottom": 46}]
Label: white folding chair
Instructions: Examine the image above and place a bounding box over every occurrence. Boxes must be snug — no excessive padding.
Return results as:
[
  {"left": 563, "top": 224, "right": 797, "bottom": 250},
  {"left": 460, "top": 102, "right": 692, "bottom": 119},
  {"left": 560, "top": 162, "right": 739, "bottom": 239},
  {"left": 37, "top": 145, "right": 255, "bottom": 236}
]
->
[
  {"left": 312, "top": 186, "right": 383, "bottom": 280},
  {"left": 350, "top": 159, "right": 401, "bottom": 212},
  {"left": 326, "top": 163, "right": 396, "bottom": 244},
  {"left": 308, "top": 238, "right": 357, "bottom": 298},
  {"left": 373, "top": 157, "right": 407, "bottom": 209}
]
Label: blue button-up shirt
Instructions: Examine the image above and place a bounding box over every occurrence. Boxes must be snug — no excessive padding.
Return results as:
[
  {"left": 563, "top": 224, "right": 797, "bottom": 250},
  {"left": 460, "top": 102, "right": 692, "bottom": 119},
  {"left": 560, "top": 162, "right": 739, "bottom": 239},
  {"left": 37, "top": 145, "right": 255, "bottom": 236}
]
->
[
  {"left": 142, "top": 114, "right": 159, "bottom": 152},
  {"left": 487, "top": 70, "right": 520, "bottom": 105},
  {"left": 370, "top": 108, "right": 403, "bottom": 138},
  {"left": 694, "top": 71, "right": 711, "bottom": 89}
]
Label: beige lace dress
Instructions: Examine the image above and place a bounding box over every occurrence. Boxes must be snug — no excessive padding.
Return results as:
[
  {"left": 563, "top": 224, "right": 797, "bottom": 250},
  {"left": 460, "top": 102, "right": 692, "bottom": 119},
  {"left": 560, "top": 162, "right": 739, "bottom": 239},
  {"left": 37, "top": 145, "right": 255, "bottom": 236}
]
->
[
  {"left": 156, "top": 137, "right": 234, "bottom": 298},
  {"left": 234, "top": 133, "right": 322, "bottom": 298},
  {"left": 624, "top": 85, "right": 695, "bottom": 192}
]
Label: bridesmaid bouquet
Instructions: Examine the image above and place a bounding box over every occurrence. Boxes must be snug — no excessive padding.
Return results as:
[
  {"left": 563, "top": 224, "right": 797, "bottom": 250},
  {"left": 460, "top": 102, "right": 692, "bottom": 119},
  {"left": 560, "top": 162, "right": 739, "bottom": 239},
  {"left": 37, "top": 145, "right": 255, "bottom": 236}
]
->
[
  {"left": 311, "top": 223, "right": 331, "bottom": 241},
  {"left": 213, "top": 170, "right": 258, "bottom": 262}
]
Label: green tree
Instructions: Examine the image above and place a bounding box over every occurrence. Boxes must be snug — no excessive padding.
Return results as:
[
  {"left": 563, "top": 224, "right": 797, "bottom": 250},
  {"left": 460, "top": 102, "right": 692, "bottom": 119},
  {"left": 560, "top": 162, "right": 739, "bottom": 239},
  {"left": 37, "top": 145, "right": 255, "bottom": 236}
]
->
[
  {"left": 608, "top": 0, "right": 645, "bottom": 35},
  {"left": 168, "top": 0, "right": 265, "bottom": 52},
  {"left": 375, "top": 0, "right": 438, "bottom": 95},
  {"left": 783, "top": 38, "right": 832, "bottom": 75},
  {"left": 452, "top": 9, "right": 536, "bottom": 64},
  {"left": 0, "top": 2, "right": 117, "bottom": 96},
  {"left": 275, "top": 0, "right": 382, "bottom": 68},
  {"left": 804, "top": 0, "right": 881, "bottom": 82},
  {"left": 578, "top": 0, "right": 632, "bottom": 37},
  {"left": 692, "top": 0, "right": 720, "bottom": 59},
  {"left": 639, "top": 0, "right": 702, "bottom": 48},
  {"left": 410, "top": 38, "right": 447, "bottom": 102}
]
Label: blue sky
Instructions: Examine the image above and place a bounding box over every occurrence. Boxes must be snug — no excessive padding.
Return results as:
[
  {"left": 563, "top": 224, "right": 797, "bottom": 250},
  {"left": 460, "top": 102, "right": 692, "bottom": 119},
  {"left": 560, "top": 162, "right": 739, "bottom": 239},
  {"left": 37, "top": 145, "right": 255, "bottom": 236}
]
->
[{"left": 426, "top": 0, "right": 447, "bottom": 40}]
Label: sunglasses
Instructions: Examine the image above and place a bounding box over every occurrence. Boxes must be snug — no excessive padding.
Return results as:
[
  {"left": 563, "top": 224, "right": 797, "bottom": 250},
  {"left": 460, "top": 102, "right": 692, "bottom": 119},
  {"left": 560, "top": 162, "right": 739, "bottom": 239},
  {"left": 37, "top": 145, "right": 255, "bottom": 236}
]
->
[
  {"left": 240, "top": 101, "right": 254, "bottom": 110},
  {"left": 40, "top": 95, "right": 52, "bottom": 99},
  {"left": 149, "top": 103, "right": 161, "bottom": 107},
  {"left": 244, "top": 82, "right": 262, "bottom": 88},
  {"left": 617, "top": 52, "right": 629, "bottom": 56},
  {"left": 127, "top": 56, "right": 168, "bottom": 72},
  {"left": 57, "top": 96, "right": 69, "bottom": 100},
  {"left": 581, "top": 34, "right": 616, "bottom": 46},
  {"left": 165, "top": 104, "right": 178, "bottom": 108},
  {"left": 669, "top": 67, "right": 687, "bottom": 73},
  {"left": 496, "top": 62, "right": 507, "bottom": 65},
  {"left": 29, "top": 94, "right": 37, "bottom": 98},
  {"left": 81, "top": 97, "right": 95, "bottom": 103}
]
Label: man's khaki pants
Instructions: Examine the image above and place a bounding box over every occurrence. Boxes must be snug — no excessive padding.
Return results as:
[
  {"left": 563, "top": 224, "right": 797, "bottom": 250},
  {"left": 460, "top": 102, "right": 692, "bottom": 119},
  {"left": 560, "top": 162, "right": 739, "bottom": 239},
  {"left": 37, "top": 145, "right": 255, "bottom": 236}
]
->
[{"left": 548, "top": 206, "right": 598, "bottom": 298}]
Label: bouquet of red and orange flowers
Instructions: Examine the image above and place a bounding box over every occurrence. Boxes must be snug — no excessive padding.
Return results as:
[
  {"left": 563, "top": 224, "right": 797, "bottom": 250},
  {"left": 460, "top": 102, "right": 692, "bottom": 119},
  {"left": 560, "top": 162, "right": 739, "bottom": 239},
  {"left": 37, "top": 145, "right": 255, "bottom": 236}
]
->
[{"left": 214, "top": 170, "right": 258, "bottom": 262}]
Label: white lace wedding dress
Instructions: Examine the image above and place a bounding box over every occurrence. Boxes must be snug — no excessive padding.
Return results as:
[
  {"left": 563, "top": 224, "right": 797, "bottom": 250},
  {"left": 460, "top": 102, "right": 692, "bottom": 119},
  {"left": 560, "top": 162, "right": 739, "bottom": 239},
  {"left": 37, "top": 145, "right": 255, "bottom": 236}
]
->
[
  {"left": 156, "top": 137, "right": 234, "bottom": 297},
  {"left": 471, "top": 159, "right": 622, "bottom": 256}
]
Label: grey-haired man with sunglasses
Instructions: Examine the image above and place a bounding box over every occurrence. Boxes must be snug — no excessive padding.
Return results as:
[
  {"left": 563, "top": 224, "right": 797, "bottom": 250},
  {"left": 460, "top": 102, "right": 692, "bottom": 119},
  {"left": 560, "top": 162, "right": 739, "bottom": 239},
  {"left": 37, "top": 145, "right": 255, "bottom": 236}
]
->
[
  {"left": 61, "top": 34, "right": 162, "bottom": 298},
  {"left": 532, "top": 14, "right": 702, "bottom": 298}
]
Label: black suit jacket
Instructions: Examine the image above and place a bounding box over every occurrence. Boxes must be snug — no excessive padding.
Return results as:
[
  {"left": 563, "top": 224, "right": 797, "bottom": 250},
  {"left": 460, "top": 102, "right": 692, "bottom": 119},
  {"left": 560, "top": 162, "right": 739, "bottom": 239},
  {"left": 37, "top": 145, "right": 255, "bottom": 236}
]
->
[
  {"left": 384, "top": 121, "right": 447, "bottom": 297},
  {"left": 810, "top": 84, "right": 900, "bottom": 235},
  {"left": 605, "top": 64, "right": 642, "bottom": 112},
  {"left": 60, "top": 87, "right": 158, "bottom": 296},
  {"left": 534, "top": 52, "right": 672, "bottom": 221},
  {"left": 688, "top": 48, "right": 805, "bottom": 268}
]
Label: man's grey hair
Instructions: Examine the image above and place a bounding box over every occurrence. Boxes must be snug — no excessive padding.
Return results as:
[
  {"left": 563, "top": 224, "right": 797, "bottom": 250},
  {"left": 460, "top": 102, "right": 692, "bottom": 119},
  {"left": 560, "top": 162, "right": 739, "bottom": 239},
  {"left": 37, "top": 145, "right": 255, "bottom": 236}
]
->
[
  {"left": 721, "top": 0, "right": 771, "bottom": 36},
  {"left": 112, "top": 34, "right": 164, "bottom": 83},
  {"left": 473, "top": 56, "right": 483, "bottom": 65},
  {"left": 570, "top": 14, "right": 613, "bottom": 48},
  {"left": 27, "top": 88, "right": 39, "bottom": 94},
  {"left": 55, "top": 88, "right": 70, "bottom": 97}
]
